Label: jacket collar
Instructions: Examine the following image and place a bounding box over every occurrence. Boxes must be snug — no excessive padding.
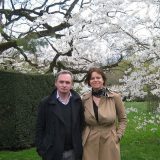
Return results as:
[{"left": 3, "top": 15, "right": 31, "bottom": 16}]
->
[
  {"left": 82, "top": 88, "right": 114, "bottom": 100},
  {"left": 48, "top": 88, "right": 80, "bottom": 104}
]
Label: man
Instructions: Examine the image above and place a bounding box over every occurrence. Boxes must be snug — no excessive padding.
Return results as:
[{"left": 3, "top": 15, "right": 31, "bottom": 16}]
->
[{"left": 35, "top": 70, "right": 84, "bottom": 160}]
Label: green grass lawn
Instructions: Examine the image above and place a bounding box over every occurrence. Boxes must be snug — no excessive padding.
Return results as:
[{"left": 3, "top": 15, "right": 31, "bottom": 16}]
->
[
  {"left": 0, "top": 101, "right": 160, "bottom": 160},
  {"left": 0, "top": 148, "right": 40, "bottom": 160},
  {"left": 121, "top": 101, "right": 160, "bottom": 160}
]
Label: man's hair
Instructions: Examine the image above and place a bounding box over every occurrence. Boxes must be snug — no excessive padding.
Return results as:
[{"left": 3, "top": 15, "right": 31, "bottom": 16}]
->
[{"left": 55, "top": 70, "right": 74, "bottom": 82}]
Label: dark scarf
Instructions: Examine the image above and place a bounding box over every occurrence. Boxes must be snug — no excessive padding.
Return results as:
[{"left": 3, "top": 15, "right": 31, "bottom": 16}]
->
[{"left": 92, "top": 88, "right": 108, "bottom": 97}]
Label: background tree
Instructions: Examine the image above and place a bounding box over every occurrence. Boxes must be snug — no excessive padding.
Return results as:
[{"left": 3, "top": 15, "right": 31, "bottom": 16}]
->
[{"left": 0, "top": 0, "right": 159, "bottom": 98}]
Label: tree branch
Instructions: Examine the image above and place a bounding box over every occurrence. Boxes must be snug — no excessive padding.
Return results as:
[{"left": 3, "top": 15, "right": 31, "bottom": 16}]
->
[{"left": 0, "top": 22, "right": 70, "bottom": 53}]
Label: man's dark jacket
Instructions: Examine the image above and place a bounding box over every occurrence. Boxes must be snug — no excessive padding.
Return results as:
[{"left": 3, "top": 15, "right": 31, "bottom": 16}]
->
[{"left": 35, "top": 88, "right": 84, "bottom": 160}]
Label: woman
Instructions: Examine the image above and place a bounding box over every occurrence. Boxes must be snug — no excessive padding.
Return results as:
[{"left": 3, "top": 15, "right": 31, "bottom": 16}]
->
[{"left": 82, "top": 67, "right": 127, "bottom": 160}]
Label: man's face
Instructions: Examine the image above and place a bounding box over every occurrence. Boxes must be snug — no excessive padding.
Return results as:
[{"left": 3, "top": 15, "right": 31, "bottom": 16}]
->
[{"left": 55, "top": 73, "right": 73, "bottom": 94}]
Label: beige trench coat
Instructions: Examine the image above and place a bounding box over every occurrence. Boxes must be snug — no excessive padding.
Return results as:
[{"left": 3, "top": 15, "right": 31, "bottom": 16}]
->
[{"left": 82, "top": 90, "right": 127, "bottom": 160}]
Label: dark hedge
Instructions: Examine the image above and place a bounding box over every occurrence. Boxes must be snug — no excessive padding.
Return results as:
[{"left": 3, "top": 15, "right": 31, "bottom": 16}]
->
[{"left": 0, "top": 71, "right": 54, "bottom": 150}]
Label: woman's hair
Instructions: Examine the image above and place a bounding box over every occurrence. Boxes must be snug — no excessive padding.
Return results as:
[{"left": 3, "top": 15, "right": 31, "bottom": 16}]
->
[{"left": 85, "top": 67, "right": 107, "bottom": 86}]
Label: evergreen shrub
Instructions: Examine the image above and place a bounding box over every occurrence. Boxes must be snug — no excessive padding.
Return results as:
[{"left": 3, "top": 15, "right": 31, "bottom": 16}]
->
[{"left": 0, "top": 71, "right": 54, "bottom": 150}]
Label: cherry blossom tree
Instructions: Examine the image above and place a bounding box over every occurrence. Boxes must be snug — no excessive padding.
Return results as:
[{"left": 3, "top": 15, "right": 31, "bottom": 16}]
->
[{"left": 0, "top": 0, "right": 160, "bottom": 98}]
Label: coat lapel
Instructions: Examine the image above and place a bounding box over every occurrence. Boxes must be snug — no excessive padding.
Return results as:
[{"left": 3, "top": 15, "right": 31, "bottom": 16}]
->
[
  {"left": 82, "top": 89, "right": 114, "bottom": 119},
  {"left": 83, "top": 92, "right": 95, "bottom": 118},
  {"left": 71, "top": 99, "right": 79, "bottom": 127},
  {"left": 49, "top": 98, "right": 65, "bottom": 125}
]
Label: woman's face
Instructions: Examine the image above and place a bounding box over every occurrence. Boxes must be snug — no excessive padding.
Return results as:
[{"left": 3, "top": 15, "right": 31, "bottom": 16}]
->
[{"left": 89, "top": 71, "right": 104, "bottom": 90}]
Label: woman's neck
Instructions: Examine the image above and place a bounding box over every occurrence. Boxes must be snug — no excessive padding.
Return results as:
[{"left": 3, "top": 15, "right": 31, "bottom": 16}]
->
[
  {"left": 92, "top": 87, "right": 105, "bottom": 97},
  {"left": 92, "top": 87, "right": 104, "bottom": 91}
]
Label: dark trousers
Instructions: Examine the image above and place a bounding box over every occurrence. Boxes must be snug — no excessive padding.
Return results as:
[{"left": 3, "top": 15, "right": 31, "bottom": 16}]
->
[{"left": 62, "top": 150, "right": 75, "bottom": 160}]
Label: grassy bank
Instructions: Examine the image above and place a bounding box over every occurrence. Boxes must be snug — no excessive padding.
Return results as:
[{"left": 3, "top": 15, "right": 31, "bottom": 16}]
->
[{"left": 0, "top": 102, "right": 160, "bottom": 160}]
